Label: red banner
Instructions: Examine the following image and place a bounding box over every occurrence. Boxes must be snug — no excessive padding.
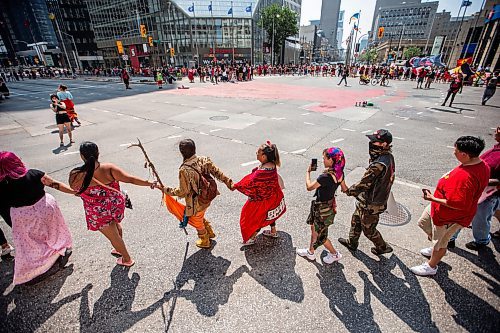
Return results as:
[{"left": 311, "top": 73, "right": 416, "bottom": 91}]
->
[{"left": 129, "top": 45, "right": 140, "bottom": 70}]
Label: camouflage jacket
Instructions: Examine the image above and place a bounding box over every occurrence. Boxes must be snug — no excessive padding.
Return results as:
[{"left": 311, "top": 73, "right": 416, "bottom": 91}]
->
[
  {"left": 346, "top": 153, "right": 395, "bottom": 214},
  {"left": 163, "top": 155, "right": 233, "bottom": 216}
]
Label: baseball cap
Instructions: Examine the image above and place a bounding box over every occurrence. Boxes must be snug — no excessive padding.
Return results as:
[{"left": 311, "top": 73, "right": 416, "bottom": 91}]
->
[{"left": 366, "top": 129, "right": 393, "bottom": 144}]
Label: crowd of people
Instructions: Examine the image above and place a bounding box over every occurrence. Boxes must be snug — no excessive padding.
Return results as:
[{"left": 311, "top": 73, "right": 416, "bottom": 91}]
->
[{"left": 1, "top": 125, "right": 498, "bottom": 285}]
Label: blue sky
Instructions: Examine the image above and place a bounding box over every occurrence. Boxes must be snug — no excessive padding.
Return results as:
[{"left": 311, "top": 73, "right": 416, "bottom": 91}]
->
[{"left": 301, "top": 0, "right": 485, "bottom": 43}]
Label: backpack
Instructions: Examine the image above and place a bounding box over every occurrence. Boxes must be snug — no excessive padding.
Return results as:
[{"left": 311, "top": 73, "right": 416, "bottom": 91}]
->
[{"left": 183, "top": 164, "right": 218, "bottom": 205}]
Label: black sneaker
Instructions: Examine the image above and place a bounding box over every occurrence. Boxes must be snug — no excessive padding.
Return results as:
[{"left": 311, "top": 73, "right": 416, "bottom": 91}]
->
[
  {"left": 465, "top": 241, "right": 487, "bottom": 251},
  {"left": 371, "top": 245, "right": 393, "bottom": 255},
  {"left": 57, "top": 248, "right": 73, "bottom": 268},
  {"left": 338, "top": 238, "right": 357, "bottom": 251},
  {"left": 447, "top": 240, "right": 455, "bottom": 249}
]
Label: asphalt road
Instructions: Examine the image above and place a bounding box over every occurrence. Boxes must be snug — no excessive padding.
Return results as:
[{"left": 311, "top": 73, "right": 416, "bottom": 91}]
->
[{"left": 0, "top": 75, "right": 499, "bottom": 332}]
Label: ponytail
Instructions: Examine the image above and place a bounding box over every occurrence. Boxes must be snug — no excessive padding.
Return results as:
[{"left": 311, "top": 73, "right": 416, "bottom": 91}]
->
[{"left": 73, "top": 141, "right": 99, "bottom": 194}]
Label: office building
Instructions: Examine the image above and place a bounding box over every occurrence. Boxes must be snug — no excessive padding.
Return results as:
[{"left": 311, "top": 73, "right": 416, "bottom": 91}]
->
[{"left": 319, "top": 0, "right": 341, "bottom": 52}]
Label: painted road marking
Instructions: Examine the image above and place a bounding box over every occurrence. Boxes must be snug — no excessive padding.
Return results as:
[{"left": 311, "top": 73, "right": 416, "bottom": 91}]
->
[
  {"left": 385, "top": 123, "right": 394, "bottom": 126},
  {"left": 117, "top": 113, "right": 124, "bottom": 116},
  {"left": 172, "top": 126, "right": 181, "bottom": 129},
  {"left": 210, "top": 129, "right": 222, "bottom": 132},
  {"left": 331, "top": 138, "right": 345, "bottom": 143},
  {"left": 395, "top": 180, "right": 421, "bottom": 189},
  {"left": 405, "top": 105, "right": 413, "bottom": 107},
  {"left": 393, "top": 136, "right": 405, "bottom": 140},
  {"left": 168, "top": 135, "right": 182, "bottom": 139},
  {"left": 361, "top": 129, "right": 373, "bottom": 134},
  {"left": 220, "top": 109, "right": 227, "bottom": 111},
  {"left": 241, "top": 160, "right": 260, "bottom": 167},
  {"left": 290, "top": 148, "right": 307, "bottom": 154},
  {"left": 199, "top": 132, "right": 209, "bottom": 135},
  {"left": 164, "top": 101, "right": 170, "bottom": 104},
  {"left": 151, "top": 121, "right": 159, "bottom": 124},
  {"left": 304, "top": 122, "right": 315, "bottom": 125},
  {"left": 271, "top": 117, "right": 286, "bottom": 120},
  {"left": 435, "top": 127, "right": 442, "bottom": 130},
  {"left": 301, "top": 113, "right": 310, "bottom": 116},
  {"left": 395, "top": 116, "right": 409, "bottom": 120},
  {"left": 446, "top": 146, "right": 455, "bottom": 149},
  {"left": 438, "top": 121, "right": 453, "bottom": 125},
  {"left": 119, "top": 143, "right": 132, "bottom": 147},
  {"left": 132, "top": 117, "right": 140, "bottom": 120},
  {"left": 342, "top": 128, "right": 356, "bottom": 132},
  {"left": 281, "top": 150, "right": 289, "bottom": 155},
  {"left": 63, "top": 151, "right": 80, "bottom": 155},
  {"left": 463, "top": 115, "right": 475, "bottom": 119},
  {"left": 199, "top": 106, "right": 206, "bottom": 109},
  {"left": 417, "top": 112, "right": 423, "bottom": 115},
  {"left": 231, "top": 139, "right": 243, "bottom": 144}
]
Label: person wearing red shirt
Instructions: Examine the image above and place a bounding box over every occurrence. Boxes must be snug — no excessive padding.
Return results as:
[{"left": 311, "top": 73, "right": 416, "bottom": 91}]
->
[{"left": 411, "top": 136, "right": 490, "bottom": 276}]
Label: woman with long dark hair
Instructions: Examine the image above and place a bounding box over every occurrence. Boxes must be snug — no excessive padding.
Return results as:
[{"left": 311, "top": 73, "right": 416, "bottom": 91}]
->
[
  {"left": 69, "top": 142, "right": 156, "bottom": 267},
  {"left": 0, "top": 151, "right": 74, "bottom": 285},
  {"left": 50, "top": 94, "right": 73, "bottom": 146}
]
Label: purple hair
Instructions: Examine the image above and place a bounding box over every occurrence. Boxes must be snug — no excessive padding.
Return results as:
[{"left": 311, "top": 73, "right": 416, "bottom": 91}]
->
[
  {"left": 325, "top": 147, "right": 345, "bottom": 181},
  {"left": 0, "top": 152, "right": 28, "bottom": 182}
]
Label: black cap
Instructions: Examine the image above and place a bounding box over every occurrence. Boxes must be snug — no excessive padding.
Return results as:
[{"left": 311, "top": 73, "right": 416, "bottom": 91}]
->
[{"left": 367, "top": 129, "right": 392, "bottom": 144}]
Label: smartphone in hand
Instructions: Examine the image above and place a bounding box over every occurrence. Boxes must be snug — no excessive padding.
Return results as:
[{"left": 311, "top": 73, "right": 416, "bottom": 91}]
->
[
  {"left": 422, "top": 188, "right": 431, "bottom": 198},
  {"left": 311, "top": 158, "right": 318, "bottom": 171}
]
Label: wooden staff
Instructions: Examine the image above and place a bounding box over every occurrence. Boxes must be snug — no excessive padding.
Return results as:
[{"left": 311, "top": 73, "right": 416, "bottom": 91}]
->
[{"left": 130, "top": 138, "right": 188, "bottom": 235}]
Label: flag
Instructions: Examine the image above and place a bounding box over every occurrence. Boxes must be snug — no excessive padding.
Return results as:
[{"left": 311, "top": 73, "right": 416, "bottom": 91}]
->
[
  {"left": 228, "top": 7, "right": 233, "bottom": 15},
  {"left": 354, "top": 24, "right": 359, "bottom": 31},
  {"left": 246, "top": 5, "right": 252, "bottom": 13},
  {"left": 208, "top": 2, "right": 212, "bottom": 12},
  {"left": 349, "top": 12, "right": 360, "bottom": 24},
  {"left": 457, "top": 57, "right": 472, "bottom": 67},
  {"left": 188, "top": 3, "right": 194, "bottom": 12},
  {"left": 461, "top": 1, "right": 472, "bottom": 7}
]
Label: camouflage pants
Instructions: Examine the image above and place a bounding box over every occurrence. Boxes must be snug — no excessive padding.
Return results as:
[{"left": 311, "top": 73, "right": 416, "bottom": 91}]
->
[
  {"left": 306, "top": 200, "right": 336, "bottom": 250},
  {"left": 348, "top": 204, "right": 387, "bottom": 249}
]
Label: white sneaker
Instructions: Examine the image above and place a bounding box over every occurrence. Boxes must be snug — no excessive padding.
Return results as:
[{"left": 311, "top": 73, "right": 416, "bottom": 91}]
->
[
  {"left": 1, "top": 245, "right": 14, "bottom": 256},
  {"left": 296, "top": 248, "right": 315, "bottom": 260},
  {"left": 323, "top": 251, "right": 342, "bottom": 264},
  {"left": 410, "top": 262, "right": 438, "bottom": 276},
  {"left": 420, "top": 247, "right": 433, "bottom": 257}
]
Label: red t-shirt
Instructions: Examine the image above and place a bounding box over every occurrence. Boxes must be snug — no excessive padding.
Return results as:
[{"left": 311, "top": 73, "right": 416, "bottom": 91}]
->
[{"left": 431, "top": 161, "right": 490, "bottom": 227}]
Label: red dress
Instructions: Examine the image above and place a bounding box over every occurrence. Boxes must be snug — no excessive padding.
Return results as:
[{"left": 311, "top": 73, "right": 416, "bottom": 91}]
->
[
  {"left": 79, "top": 181, "right": 125, "bottom": 231},
  {"left": 234, "top": 167, "right": 286, "bottom": 242}
]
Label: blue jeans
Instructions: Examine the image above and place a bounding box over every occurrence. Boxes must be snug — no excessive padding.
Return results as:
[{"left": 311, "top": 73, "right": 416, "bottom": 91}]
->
[{"left": 450, "top": 195, "right": 500, "bottom": 244}]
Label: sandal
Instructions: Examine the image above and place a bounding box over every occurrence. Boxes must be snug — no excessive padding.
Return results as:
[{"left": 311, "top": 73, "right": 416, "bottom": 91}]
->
[
  {"left": 116, "top": 257, "right": 135, "bottom": 267},
  {"left": 60, "top": 142, "right": 64, "bottom": 146},
  {"left": 111, "top": 249, "right": 122, "bottom": 256},
  {"left": 242, "top": 238, "right": 256, "bottom": 246},
  {"left": 491, "top": 230, "right": 500, "bottom": 239},
  {"left": 263, "top": 230, "right": 278, "bottom": 238}
]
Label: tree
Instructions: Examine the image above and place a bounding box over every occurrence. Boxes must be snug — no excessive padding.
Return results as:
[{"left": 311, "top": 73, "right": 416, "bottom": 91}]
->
[
  {"left": 403, "top": 46, "right": 421, "bottom": 60},
  {"left": 258, "top": 4, "right": 299, "bottom": 64},
  {"left": 359, "top": 48, "right": 378, "bottom": 64}
]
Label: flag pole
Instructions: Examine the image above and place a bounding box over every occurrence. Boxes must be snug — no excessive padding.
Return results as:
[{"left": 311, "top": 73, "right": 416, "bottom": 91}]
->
[
  {"left": 231, "top": 1, "right": 235, "bottom": 64},
  {"left": 192, "top": 3, "right": 199, "bottom": 66},
  {"left": 352, "top": 11, "right": 360, "bottom": 67},
  {"left": 211, "top": 1, "right": 216, "bottom": 60}
]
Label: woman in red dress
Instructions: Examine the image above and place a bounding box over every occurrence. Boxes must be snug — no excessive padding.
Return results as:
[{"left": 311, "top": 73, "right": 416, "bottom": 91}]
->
[
  {"left": 188, "top": 67, "right": 195, "bottom": 83},
  {"left": 233, "top": 141, "right": 286, "bottom": 245}
]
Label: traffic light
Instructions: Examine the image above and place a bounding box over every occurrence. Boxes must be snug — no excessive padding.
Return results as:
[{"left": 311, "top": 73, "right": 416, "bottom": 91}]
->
[
  {"left": 140, "top": 24, "right": 147, "bottom": 37},
  {"left": 170, "top": 48, "right": 175, "bottom": 57},
  {"left": 116, "top": 40, "right": 124, "bottom": 54},
  {"left": 148, "top": 36, "right": 153, "bottom": 47},
  {"left": 377, "top": 27, "right": 385, "bottom": 39}
]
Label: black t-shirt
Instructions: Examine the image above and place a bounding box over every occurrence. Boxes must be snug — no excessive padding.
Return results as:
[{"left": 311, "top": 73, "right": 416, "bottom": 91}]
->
[
  {"left": 0, "top": 169, "right": 45, "bottom": 208},
  {"left": 314, "top": 172, "right": 340, "bottom": 202}
]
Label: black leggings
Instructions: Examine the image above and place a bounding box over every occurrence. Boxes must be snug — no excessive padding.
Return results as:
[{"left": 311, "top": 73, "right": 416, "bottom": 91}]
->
[
  {"left": 0, "top": 206, "right": 12, "bottom": 245},
  {"left": 443, "top": 91, "right": 457, "bottom": 105}
]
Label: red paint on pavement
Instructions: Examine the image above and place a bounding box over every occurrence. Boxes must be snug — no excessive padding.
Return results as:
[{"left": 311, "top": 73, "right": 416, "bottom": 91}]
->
[{"left": 165, "top": 80, "right": 387, "bottom": 112}]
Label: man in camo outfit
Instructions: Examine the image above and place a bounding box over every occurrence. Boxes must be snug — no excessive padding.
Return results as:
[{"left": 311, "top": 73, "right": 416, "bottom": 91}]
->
[{"left": 338, "top": 129, "right": 395, "bottom": 255}]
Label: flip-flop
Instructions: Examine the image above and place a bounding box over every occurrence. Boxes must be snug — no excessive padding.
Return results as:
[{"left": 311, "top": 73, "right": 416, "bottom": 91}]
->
[
  {"left": 116, "top": 257, "right": 135, "bottom": 267},
  {"left": 111, "top": 249, "right": 122, "bottom": 256},
  {"left": 263, "top": 230, "right": 279, "bottom": 238}
]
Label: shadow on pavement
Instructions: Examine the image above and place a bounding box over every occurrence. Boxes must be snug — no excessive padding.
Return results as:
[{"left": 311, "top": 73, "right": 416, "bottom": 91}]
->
[
  {"left": 313, "top": 260, "right": 381, "bottom": 333},
  {"left": 79, "top": 265, "right": 168, "bottom": 332},
  {"left": 354, "top": 252, "right": 438, "bottom": 332},
  {"left": 448, "top": 246, "right": 500, "bottom": 283},
  {"left": 0, "top": 264, "right": 82, "bottom": 332},
  {"left": 434, "top": 262, "right": 500, "bottom": 332},
  {"left": 243, "top": 231, "right": 304, "bottom": 303},
  {"left": 172, "top": 241, "right": 248, "bottom": 317}
]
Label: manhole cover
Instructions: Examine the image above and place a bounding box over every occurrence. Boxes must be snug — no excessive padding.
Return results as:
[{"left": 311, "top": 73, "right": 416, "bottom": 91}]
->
[
  {"left": 379, "top": 202, "right": 411, "bottom": 226},
  {"left": 210, "top": 115, "right": 229, "bottom": 121}
]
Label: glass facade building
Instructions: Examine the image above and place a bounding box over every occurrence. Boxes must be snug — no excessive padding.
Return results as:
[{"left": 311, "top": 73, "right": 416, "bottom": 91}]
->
[{"left": 85, "top": 0, "right": 300, "bottom": 68}]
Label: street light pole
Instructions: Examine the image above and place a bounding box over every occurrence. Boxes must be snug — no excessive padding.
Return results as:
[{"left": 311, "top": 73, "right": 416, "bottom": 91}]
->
[
  {"left": 60, "top": 31, "right": 81, "bottom": 71},
  {"left": 49, "top": 13, "right": 71, "bottom": 69},
  {"left": 271, "top": 14, "right": 280, "bottom": 66}
]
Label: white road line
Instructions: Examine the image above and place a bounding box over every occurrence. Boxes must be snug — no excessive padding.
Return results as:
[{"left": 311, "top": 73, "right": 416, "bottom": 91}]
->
[
  {"left": 151, "top": 121, "right": 159, "bottom": 124},
  {"left": 241, "top": 160, "right": 260, "bottom": 167},
  {"left": 301, "top": 113, "right": 310, "bottom": 116},
  {"left": 361, "top": 129, "right": 373, "bottom": 134},
  {"left": 331, "top": 138, "right": 345, "bottom": 143},
  {"left": 304, "top": 122, "right": 315, "bottom": 125},
  {"left": 199, "top": 132, "right": 209, "bottom": 135},
  {"left": 385, "top": 123, "right": 394, "bottom": 126},
  {"left": 395, "top": 116, "right": 409, "bottom": 120},
  {"left": 405, "top": 105, "right": 413, "bottom": 107},
  {"left": 281, "top": 150, "right": 289, "bottom": 155},
  {"left": 491, "top": 128, "right": 497, "bottom": 130},
  {"left": 117, "top": 113, "right": 123, "bottom": 116},
  {"left": 220, "top": 109, "right": 227, "bottom": 111},
  {"left": 199, "top": 106, "right": 206, "bottom": 109},
  {"left": 417, "top": 112, "right": 423, "bottom": 115},
  {"left": 342, "top": 128, "right": 356, "bottom": 132},
  {"left": 132, "top": 117, "right": 140, "bottom": 120},
  {"left": 290, "top": 148, "right": 307, "bottom": 154},
  {"left": 210, "top": 129, "right": 222, "bottom": 132},
  {"left": 446, "top": 146, "right": 455, "bottom": 149},
  {"left": 164, "top": 101, "right": 170, "bottom": 104},
  {"left": 119, "top": 143, "right": 132, "bottom": 147},
  {"left": 168, "top": 135, "right": 182, "bottom": 139},
  {"left": 393, "top": 136, "right": 405, "bottom": 140},
  {"left": 395, "top": 180, "right": 421, "bottom": 189},
  {"left": 180, "top": 104, "right": 187, "bottom": 106},
  {"left": 438, "top": 121, "right": 453, "bottom": 125},
  {"left": 271, "top": 117, "right": 286, "bottom": 120},
  {"left": 435, "top": 127, "right": 442, "bottom": 130},
  {"left": 63, "top": 151, "right": 80, "bottom": 155},
  {"left": 463, "top": 115, "right": 475, "bottom": 119},
  {"left": 231, "top": 139, "right": 243, "bottom": 144},
  {"left": 172, "top": 126, "right": 181, "bottom": 129}
]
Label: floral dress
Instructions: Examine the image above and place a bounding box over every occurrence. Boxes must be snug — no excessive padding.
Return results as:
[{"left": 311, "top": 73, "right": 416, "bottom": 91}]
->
[{"left": 80, "top": 181, "right": 125, "bottom": 231}]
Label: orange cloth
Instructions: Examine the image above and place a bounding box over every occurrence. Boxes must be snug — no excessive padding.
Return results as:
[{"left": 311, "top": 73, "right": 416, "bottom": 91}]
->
[{"left": 163, "top": 194, "right": 205, "bottom": 230}]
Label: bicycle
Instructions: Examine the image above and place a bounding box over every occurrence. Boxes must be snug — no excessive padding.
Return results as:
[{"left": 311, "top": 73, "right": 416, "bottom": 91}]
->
[{"left": 371, "top": 76, "right": 389, "bottom": 86}]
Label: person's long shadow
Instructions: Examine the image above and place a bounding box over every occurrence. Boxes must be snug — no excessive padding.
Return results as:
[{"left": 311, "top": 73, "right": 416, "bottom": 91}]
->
[
  {"left": 354, "top": 252, "right": 438, "bottom": 332},
  {"left": 243, "top": 231, "right": 304, "bottom": 303},
  {"left": 434, "top": 262, "right": 500, "bottom": 331},
  {"left": 0, "top": 264, "right": 82, "bottom": 332},
  {"left": 449, "top": 246, "right": 500, "bottom": 283},
  {"left": 313, "top": 261, "right": 381, "bottom": 333},
  {"left": 79, "top": 265, "right": 169, "bottom": 332},
  {"left": 173, "top": 241, "right": 248, "bottom": 317}
]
